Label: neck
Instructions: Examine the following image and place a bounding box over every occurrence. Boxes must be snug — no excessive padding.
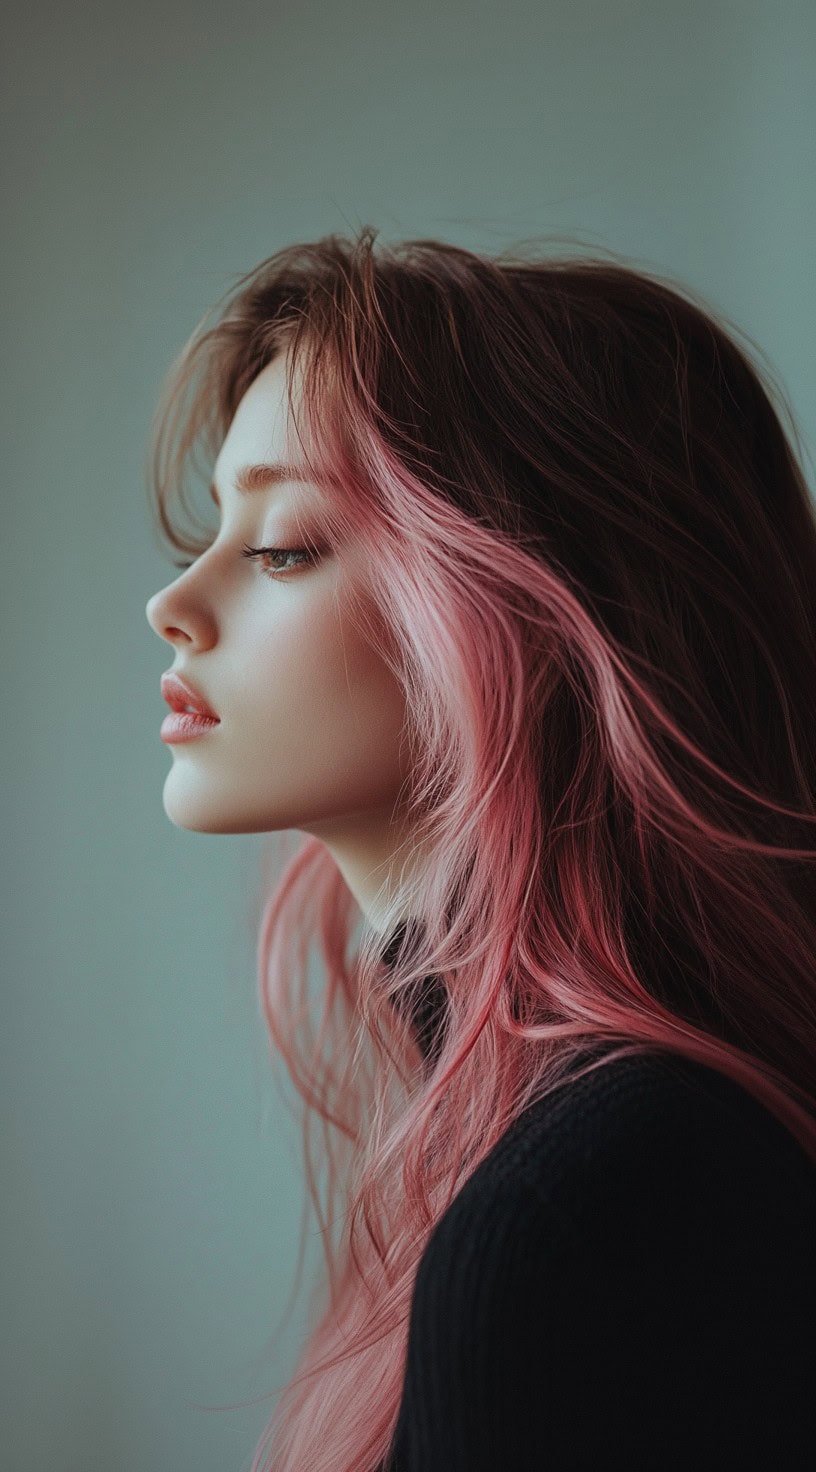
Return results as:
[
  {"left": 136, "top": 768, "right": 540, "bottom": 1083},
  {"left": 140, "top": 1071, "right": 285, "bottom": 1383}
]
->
[{"left": 379, "top": 917, "right": 447, "bottom": 1067}]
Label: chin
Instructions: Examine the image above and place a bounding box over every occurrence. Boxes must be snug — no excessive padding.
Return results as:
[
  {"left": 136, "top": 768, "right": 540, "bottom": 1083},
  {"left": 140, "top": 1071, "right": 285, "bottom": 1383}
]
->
[
  {"left": 161, "top": 774, "right": 245, "bottom": 834},
  {"left": 163, "top": 804, "right": 240, "bottom": 834},
  {"left": 161, "top": 787, "right": 295, "bottom": 836}
]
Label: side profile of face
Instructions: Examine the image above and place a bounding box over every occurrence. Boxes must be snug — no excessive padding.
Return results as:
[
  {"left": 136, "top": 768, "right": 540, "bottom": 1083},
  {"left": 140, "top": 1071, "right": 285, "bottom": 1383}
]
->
[{"left": 145, "top": 351, "right": 421, "bottom": 929}]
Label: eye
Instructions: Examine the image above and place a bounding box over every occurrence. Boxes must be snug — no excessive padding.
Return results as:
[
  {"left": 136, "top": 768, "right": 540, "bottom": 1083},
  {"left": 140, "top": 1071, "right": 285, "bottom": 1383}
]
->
[
  {"left": 239, "top": 542, "right": 318, "bottom": 578},
  {"left": 173, "top": 542, "right": 320, "bottom": 580}
]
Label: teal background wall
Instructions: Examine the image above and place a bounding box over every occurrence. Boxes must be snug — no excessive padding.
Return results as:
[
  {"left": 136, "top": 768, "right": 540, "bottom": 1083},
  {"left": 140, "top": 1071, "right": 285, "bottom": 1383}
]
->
[{"left": 2, "top": 1, "right": 814, "bottom": 1467}]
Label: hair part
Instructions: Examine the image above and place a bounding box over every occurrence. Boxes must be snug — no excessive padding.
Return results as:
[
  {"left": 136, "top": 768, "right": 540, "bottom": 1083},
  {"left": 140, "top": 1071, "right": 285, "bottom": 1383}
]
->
[{"left": 147, "top": 226, "right": 816, "bottom": 1472}]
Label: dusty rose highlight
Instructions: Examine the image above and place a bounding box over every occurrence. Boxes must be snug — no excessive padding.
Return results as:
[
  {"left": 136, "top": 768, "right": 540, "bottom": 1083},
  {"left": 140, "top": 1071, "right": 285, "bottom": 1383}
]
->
[{"left": 146, "top": 227, "right": 816, "bottom": 1472}]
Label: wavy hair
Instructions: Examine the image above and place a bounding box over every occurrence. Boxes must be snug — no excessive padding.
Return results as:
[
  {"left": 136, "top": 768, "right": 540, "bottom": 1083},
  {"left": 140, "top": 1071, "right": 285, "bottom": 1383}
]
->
[{"left": 146, "top": 227, "right": 816, "bottom": 1472}]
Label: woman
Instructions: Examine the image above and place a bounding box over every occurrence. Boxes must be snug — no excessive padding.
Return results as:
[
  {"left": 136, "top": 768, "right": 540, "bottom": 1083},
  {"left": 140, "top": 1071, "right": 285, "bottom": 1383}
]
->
[{"left": 145, "top": 227, "right": 816, "bottom": 1471}]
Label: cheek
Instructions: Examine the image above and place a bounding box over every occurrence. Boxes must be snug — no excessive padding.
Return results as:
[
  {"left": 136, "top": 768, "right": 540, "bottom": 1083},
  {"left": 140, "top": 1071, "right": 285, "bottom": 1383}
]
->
[
  {"left": 309, "top": 594, "right": 405, "bottom": 730},
  {"left": 243, "top": 586, "right": 406, "bottom": 734}
]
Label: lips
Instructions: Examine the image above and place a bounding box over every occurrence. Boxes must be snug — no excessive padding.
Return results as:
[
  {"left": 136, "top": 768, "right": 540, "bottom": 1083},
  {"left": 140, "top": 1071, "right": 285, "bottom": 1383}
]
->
[{"left": 160, "top": 671, "right": 220, "bottom": 720}]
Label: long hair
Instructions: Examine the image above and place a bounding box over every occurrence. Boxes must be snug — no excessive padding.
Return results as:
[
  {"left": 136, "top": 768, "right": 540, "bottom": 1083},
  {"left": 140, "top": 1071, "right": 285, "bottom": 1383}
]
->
[{"left": 146, "top": 227, "right": 816, "bottom": 1472}]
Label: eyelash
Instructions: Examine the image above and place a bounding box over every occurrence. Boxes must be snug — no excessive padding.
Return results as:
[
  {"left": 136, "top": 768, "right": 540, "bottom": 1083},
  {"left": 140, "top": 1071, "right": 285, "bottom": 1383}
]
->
[{"left": 173, "top": 542, "right": 318, "bottom": 580}]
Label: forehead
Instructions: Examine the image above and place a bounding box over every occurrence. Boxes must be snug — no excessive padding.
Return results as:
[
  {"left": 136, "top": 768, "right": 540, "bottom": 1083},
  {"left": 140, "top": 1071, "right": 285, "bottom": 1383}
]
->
[
  {"left": 218, "top": 356, "right": 299, "bottom": 459},
  {"left": 211, "top": 356, "right": 322, "bottom": 506}
]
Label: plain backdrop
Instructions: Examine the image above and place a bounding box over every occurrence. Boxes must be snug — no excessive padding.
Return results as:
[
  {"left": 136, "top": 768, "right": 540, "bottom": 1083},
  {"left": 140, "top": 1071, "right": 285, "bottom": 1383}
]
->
[{"left": 2, "top": 1, "right": 814, "bottom": 1468}]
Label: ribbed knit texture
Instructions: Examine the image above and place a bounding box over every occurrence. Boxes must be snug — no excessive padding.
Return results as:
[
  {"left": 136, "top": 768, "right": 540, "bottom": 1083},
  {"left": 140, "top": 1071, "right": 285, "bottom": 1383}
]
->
[{"left": 373, "top": 924, "right": 816, "bottom": 1470}]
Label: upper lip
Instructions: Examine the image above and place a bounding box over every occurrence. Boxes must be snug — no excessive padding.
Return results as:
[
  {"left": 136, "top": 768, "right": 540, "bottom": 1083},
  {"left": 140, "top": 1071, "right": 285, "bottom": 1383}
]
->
[{"left": 160, "top": 671, "right": 220, "bottom": 720}]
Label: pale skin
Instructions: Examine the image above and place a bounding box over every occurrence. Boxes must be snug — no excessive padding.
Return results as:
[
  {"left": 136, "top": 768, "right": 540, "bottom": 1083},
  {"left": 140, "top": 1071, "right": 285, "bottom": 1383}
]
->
[{"left": 145, "top": 351, "right": 429, "bottom": 936}]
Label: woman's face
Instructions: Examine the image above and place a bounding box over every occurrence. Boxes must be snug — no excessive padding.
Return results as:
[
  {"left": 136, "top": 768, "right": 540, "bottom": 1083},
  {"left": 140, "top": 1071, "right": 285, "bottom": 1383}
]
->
[{"left": 146, "top": 353, "right": 416, "bottom": 907}]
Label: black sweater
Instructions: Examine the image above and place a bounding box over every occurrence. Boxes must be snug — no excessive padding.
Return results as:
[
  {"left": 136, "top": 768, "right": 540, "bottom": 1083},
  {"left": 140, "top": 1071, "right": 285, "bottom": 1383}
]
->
[{"left": 376, "top": 927, "right": 816, "bottom": 1470}]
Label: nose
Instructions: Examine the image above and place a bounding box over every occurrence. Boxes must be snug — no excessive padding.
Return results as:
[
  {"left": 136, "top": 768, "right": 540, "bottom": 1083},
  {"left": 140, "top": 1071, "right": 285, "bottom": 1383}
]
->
[
  {"left": 145, "top": 578, "right": 213, "bottom": 651},
  {"left": 145, "top": 586, "right": 188, "bottom": 643},
  {"left": 145, "top": 588, "right": 167, "bottom": 635}
]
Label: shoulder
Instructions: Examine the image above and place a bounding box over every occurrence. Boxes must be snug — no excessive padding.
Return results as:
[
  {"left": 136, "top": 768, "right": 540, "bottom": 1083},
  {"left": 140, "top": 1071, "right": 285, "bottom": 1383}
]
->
[
  {"left": 395, "top": 1050, "right": 816, "bottom": 1470},
  {"left": 420, "top": 1046, "right": 816, "bottom": 1259}
]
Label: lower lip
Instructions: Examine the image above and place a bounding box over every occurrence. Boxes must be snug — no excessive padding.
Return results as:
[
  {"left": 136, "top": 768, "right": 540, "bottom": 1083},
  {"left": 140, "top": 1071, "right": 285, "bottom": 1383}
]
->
[{"left": 160, "top": 711, "right": 221, "bottom": 743}]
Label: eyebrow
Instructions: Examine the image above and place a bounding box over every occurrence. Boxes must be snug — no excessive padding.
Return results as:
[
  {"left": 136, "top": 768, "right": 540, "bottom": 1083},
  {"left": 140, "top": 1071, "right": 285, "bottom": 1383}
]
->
[{"left": 209, "top": 462, "right": 312, "bottom": 506}]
